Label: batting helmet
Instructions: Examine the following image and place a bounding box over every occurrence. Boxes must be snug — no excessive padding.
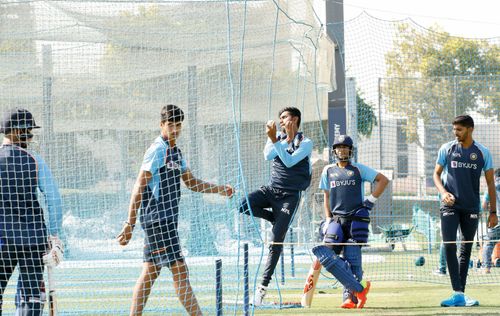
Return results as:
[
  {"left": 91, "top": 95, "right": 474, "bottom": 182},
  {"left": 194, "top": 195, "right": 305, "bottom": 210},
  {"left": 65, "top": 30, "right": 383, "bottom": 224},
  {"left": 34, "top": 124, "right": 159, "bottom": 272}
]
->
[
  {"left": 332, "top": 135, "right": 354, "bottom": 161},
  {"left": 0, "top": 108, "right": 40, "bottom": 134}
]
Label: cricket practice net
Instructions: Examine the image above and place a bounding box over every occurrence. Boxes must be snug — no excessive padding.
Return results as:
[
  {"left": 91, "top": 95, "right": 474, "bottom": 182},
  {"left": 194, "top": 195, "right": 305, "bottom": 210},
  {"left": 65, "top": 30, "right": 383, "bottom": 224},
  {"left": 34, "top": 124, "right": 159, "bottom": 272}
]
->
[{"left": 0, "top": 1, "right": 499, "bottom": 314}]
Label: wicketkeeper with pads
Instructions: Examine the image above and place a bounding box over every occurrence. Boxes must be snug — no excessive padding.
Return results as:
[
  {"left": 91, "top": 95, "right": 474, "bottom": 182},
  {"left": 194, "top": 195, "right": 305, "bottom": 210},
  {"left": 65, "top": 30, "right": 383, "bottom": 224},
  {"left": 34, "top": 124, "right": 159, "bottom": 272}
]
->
[{"left": 314, "top": 135, "right": 389, "bottom": 309}]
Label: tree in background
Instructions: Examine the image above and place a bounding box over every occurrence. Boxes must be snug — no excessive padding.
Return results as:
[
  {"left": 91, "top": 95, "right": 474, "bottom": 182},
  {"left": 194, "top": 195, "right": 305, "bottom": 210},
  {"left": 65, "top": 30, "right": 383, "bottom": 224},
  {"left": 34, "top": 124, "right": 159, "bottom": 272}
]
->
[
  {"left": 357, "top": 90, "right": 378, "bottom": 137},
  {"left": 383, "top": 23, "right": 500, "bottom": 147}
]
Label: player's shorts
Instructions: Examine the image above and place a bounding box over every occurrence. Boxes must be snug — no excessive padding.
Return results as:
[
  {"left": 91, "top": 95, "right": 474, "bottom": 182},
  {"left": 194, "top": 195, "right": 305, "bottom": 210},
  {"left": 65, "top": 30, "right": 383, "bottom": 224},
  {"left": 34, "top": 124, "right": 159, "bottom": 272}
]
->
[{"left": 143, "top": 220, "right": 184, "bottom": 268}]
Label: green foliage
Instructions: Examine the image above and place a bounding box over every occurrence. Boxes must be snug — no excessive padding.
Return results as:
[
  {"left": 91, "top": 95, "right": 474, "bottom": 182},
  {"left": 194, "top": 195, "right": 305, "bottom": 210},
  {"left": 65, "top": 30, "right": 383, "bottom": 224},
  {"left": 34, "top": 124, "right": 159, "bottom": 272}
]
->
[
  {"left": 357, "top": 91, "right": 377, "bottom": 137},
  {"left": 383, "top": 23, "right": 500, "bottom": 145}
]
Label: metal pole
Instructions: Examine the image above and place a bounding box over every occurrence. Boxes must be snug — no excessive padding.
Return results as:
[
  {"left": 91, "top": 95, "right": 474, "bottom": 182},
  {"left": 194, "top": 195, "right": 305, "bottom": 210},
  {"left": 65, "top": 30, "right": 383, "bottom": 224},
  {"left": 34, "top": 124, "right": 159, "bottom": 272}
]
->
[
  {"left": 378, "top": 78, "right": 383, "bottom": 170},
  {"left": 243, "top": 243, "right": 249, "bottom": 316},
  {"left": 428, "top": 215, "right": 432, "bottom": 254},
  {"left": 42, "top": 45, "right": 53, "bottom": 160},
  {"left": 290, "top": 227, "right": 295, "bottom": 277},
  {"left": 216, "top": 259, "right": 223, "bottom": 316},
  {"left": 453, "top": 75, "right": 457, "bottom": 117},
  {"left": 280, "top": 248, "right": 285, "bottom": 285}
]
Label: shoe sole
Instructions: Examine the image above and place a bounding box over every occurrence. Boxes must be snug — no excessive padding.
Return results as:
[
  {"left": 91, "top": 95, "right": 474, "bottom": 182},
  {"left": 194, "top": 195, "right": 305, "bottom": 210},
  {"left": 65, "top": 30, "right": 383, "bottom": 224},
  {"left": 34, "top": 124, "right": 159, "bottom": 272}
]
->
[{"left": 441, "top": 302, "right": 466, "bottom": 307}]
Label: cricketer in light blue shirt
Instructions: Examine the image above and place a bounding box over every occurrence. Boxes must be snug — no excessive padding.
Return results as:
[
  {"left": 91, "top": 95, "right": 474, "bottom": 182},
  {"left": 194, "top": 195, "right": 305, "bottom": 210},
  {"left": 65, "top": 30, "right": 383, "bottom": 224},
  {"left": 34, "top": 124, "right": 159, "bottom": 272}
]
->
[
  {"left": 139, "top": 136, "right": 188, "bottom": 227},
  {"left": 263, "top": 132, "right": 313, "bottom": 191},
  {"left": 319, "top": 162, "right": 378, "bottom": 216},
  {"left": 436, "top": 140, "right": 493, "bottom": 212}
]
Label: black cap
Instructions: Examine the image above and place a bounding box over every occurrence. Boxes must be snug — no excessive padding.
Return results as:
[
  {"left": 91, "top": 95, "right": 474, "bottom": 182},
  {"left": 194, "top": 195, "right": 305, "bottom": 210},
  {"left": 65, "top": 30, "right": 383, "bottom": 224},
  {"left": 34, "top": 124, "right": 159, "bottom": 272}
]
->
[
  {"left": 0, "top": 108, "right": 41, "bottom": 134},
  {"left": 332, "top": 135, "right": 353, "bottom": 149}
]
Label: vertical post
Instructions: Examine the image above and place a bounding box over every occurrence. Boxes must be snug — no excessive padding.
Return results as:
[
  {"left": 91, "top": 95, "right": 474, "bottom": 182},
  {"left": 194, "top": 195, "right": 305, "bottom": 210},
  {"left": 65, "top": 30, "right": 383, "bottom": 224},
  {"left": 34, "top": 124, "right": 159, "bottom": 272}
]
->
[
  {"left": 243, "top": 243, "right": 249, "bottom": 316},
  {"left": 42, "top": 45, "right": 53, "bottom": 160},
  {"left": 215, "top": 259, "right": 223, "bottom": 316},
  {"left": 346, "top": 77, "right": 357, "bottom": 161},
  {"left": 186, "top": 66, "right": 215, "bottom": 255},
  {"left": 326, "top": 0, "right": 346, "bottom": 149},
  {"left": 280, "top": 248, "right": 285, "bottom": 285},
  {"left": 118, "top": 131, "right": 127, "bottom": 202},
  {"left": 427, "top": 215, "right": 432, "bottom": 254},
  {"left": 290, "top": 227, "right": 295, "bottom": 277},
  {"left": 187, "top": 66, "right": 200, "bottom": 254},
  {"left": 453, "top": 75, "right": 457, "bottom": 117},
  {"left": 378, "top": 77, "right": 383, "bottom": 170}
]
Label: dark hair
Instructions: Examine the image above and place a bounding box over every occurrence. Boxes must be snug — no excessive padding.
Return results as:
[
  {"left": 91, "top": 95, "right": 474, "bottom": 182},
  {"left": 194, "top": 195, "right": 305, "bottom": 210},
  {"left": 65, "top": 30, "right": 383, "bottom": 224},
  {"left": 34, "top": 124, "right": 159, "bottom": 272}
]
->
[
  {"left": 495, "top": 168, "right": 500, "bottom": 178},
  {"left": 278, "top": 106, "right": 301, "bottom": 128},
  {"left": 161, "top": 104, "right": 184, "bottom": 123},
  {"left": 452, "top": 115, "right": 474, "bottom": 128}
]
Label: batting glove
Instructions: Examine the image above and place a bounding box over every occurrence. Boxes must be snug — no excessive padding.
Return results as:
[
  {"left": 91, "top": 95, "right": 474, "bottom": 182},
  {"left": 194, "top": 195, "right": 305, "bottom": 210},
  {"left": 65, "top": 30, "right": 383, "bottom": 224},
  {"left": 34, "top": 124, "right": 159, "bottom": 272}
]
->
[
  {"left": 322, "top": 217, "right": 333, "bottom": 236},
  {"left": 363, "top": 194, "right": 378, "bottom": 210},
  {"left": 43, "top": 235, "right": 64, "bottom": 267}
]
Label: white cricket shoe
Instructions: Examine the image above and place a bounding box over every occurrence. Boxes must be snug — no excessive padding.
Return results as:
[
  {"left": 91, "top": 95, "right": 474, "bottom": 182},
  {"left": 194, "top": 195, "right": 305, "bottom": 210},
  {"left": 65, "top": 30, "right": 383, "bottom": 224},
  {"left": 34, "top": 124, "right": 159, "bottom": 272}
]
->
[{"left": 253, "top": 285, "right": 267, "bottom": 306}]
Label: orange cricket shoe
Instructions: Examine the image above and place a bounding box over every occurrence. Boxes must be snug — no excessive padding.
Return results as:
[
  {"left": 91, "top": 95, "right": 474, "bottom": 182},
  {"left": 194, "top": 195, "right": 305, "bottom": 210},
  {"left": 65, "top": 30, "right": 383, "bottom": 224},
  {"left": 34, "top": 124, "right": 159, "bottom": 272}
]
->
[
  {"left": 340, "top": 298, "right": 356, "bottom": 309},
  {"left": 355, "top": 280, "right": 371, "bottom": 309}
]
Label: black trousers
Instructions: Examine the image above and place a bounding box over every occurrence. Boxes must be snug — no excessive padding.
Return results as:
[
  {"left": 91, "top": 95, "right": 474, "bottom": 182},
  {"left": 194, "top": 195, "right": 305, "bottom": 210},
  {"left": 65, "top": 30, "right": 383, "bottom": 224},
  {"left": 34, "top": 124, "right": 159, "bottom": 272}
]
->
[
  {"left": 239, "top": 185, "right": 301, "bottom": 287},
  {"left": 440, "top": 207, "right": 479, "bottom": 292},
  {"left": 0, "top": 243, "right": 46, "bottom": 315}
]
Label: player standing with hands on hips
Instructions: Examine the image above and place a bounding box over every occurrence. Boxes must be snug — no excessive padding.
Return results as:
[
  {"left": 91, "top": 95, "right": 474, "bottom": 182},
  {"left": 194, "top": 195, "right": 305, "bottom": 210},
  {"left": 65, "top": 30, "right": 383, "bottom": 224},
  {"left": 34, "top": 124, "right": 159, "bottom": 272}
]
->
[
  {"left": 239, "top": 107, "right": 312, "bottom": 306},
  {"left": 117, "top": 104, "right": 233, "bottom": 316},
  {"left": 0, "top": 108, "right": 64, "bottom": 315},
  {"left": 312, "top": 135, "right": 388, "bottom": 309},
  {"left": 433, "top": 115, "right": 497, "bottom": 307}
]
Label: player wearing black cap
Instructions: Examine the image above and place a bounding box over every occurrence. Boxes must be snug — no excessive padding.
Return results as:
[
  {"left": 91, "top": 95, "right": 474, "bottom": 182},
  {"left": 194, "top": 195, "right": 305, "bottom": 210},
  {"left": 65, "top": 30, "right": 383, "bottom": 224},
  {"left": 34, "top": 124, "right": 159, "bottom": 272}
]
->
[{"left": 0, "top": 108, "right": 64, "bottom": 315}]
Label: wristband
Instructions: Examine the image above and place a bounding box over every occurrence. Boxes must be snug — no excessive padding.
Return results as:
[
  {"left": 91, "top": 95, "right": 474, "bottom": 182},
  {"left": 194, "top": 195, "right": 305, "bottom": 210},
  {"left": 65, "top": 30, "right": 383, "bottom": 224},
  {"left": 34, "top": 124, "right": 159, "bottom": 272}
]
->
[
  {"left": 124, "top": 221, "right": 135, "bottom": 229},
  {"left": 366, "top": 194, "right": 378, "bottom": 204}
]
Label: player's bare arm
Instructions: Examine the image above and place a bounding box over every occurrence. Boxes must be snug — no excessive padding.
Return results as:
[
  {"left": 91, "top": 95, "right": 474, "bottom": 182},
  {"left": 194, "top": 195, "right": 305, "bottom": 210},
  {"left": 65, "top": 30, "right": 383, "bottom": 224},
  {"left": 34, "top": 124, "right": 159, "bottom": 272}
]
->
[
  {"left": 484, "top": 168, "right": 498, "bottom": 228},
  {"left": 372, "top": 173, "right": 389, "bottom": 198},
  {"left": 117, "top": 169, "right": 152, "bottom": 245},
  {"left": 323, "top": 190, "right": 331, "bottom": 220},
  {"left": 433, "top": 164, "right": 455, "bottom": 206},
  {"left": 181, "top": 169, "right": 233, "bottom": 197},
  {"left": 322, "top": 190, "right": 332, "bottom": 232}
]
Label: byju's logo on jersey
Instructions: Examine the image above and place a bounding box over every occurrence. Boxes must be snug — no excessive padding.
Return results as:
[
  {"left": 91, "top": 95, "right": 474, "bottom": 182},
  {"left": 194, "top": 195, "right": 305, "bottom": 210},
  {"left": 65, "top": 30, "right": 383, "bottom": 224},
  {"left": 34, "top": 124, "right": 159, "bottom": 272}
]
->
[
  {"left": 451, "top": 160, "right": 477, "bottom": 170},
  {"left": 330, "top": 179, "right": 356, "bottom": 188}
]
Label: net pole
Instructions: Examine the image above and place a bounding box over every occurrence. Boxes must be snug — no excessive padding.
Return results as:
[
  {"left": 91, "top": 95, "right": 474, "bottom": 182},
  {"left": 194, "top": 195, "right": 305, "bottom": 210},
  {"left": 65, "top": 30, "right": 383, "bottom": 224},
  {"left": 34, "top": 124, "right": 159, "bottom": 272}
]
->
[
  {"left": 215, "top": 259, "right": 222, "bottom": 316},
  {"left": 290, "top": 227, "right": 295, "bottom": 277},
  {"left": 243, "top": 243, "right": 249, "bottom": 316}
]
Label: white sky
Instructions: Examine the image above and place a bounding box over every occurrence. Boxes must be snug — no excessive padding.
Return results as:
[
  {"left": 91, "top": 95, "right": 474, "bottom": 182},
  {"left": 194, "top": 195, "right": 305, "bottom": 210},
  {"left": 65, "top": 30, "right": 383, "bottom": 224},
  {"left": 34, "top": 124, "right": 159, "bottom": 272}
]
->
[{"left": 343, "top": 0, "right": 500, "bottom": 38}]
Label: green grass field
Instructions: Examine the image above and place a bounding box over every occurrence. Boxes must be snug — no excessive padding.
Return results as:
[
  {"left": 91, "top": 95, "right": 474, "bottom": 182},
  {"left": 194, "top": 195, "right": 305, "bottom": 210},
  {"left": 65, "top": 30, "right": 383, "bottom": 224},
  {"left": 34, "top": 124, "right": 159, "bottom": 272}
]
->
[
  {"left": 2, "top": 252, "right": 499, "bottom": 315},
  {"left": 255, "top": 282, "right": 500, "bottom": 315}
]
